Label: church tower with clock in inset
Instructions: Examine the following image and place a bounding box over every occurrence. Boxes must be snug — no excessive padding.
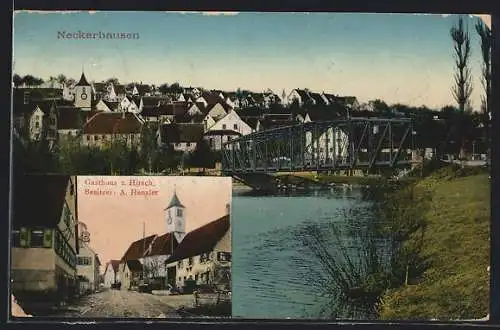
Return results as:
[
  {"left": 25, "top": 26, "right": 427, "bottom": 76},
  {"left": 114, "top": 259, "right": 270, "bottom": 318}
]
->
[
  {"left": 164, "top": 189, "right": 186, "bottom": 243},
  {"left": 74, "top": 71, "right": 92, "bottom": 110}
]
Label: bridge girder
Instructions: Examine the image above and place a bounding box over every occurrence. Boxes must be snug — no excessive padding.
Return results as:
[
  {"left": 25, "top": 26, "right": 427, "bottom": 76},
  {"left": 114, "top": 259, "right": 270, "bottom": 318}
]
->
[{"left": 222, "top": 117, "right": 414, "bottom": 175}]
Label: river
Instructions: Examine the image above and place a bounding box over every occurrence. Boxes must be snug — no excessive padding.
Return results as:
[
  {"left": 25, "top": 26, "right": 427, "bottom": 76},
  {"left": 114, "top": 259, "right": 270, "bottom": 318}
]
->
[{"left": 231, "top": 186, "right": 391, "bottom": 319}]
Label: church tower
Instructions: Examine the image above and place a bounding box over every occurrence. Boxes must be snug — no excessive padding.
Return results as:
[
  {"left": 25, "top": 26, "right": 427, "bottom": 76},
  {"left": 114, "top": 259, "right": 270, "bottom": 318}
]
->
[
  {"left": 164, "top": 189, "right": 186, "bottom": 243},
  {"left": 74, "top": 72, "right": 92, "bottom": 110}
]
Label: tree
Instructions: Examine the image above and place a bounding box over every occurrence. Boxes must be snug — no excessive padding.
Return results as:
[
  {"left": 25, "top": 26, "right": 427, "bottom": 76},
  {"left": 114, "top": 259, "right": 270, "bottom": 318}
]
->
[
  {"left": 66, "top": 78, "right": 76, "bottom": 86},
  {"left": 169, "top": 82, "right": 183, "bottom": 95},
  {"left": 57, "top": 74, "right": 67, "bottom": 85},
  {"left": 369, "top": 99, "right": 390, "bottom": 114},
  {"left": 187, "top": 139, "right": 215, "bottom": 170},
  {"left": 158, "top": 83, "right": 169, "bottom": 95},
  {"left": 450, "top": 16, "right": 473, "bottom": 113},
  {"left": 21, "top": 75, "right": 36, "bottom": 87},
  {"left": 32, "top": 77, "right": 44, "bottom": 86},
  {"left": 475, "top": 18, "right": 492, "bottom": 115},
  {"left": 140, "top": 123, "right": 159, "bottom": 172},
  {"left": 106, "top": 78, "right": 120, "bottom": 86},
  {"left": 13, "top": 74, "right": 23, "bottom": 88},
  {"left": 143, "top": 256, "right": 165, "bottom": 280}
]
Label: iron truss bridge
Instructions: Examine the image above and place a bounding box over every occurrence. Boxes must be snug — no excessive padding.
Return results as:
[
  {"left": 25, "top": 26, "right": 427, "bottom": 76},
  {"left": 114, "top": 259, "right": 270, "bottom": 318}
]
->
[{"left": 222, "top": 117, "right": 415, "bottom": 175}]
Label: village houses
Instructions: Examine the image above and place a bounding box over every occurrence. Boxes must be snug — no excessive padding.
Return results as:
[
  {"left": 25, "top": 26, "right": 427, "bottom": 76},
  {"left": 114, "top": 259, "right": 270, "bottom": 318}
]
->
[
  {"left": 203, "top": 110, "right": 252, "bottom": 151},
  {"left": 76, "top": 240, "right": 101, "bottom": 294},
  {"left": 11, "top": 175, "right": 79, "bottom": 303},
  {"left": 103, "top": 260, "right": 121, "bottom": 288},
  {"left": 82, "top": 112, "right": 144, "bottom": 150},
  {"left": 165, "top": 212, "right": 231, "bottom": 290},
  {"left": 117, "top": 190, "right": 186, "bottom": 290}
]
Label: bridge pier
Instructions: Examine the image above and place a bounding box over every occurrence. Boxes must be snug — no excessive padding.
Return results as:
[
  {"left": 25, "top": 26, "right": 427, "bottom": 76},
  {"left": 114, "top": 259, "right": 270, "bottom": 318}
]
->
[{"left": 231, "top": 173, "right": 278, "bottom": 193}]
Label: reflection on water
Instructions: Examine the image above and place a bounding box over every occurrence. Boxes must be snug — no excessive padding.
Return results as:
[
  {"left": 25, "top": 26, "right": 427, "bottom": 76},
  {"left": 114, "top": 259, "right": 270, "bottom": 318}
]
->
[{"left": 232, "top": 187, "right": 389, "bottom": 319}]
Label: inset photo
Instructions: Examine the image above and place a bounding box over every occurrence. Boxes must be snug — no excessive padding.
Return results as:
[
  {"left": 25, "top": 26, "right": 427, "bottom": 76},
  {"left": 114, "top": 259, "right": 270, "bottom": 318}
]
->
[{"left": 10, "top": 175, "right": 232, "bottom": 319}]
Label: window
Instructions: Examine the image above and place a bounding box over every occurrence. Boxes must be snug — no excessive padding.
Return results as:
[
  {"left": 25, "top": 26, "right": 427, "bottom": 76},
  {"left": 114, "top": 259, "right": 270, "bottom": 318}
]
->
[
  {"left": 77, "top": 256, "right": 92, "bottom": 265},
  {"left": 43, "top": 229, "right": 53, "bottom": 248},
  {"left": 199, "top": 252, "right": 209, "bottom": 263},
  {"left": 217, "top": 252, "right": 232, "bottom": 262},
  {"left": 177, "top": 260, "right": 183, "bottom": 269},
  {"left": 222, "top": 124, "right": 226, "bottom": 130},
  {"left": 176, "top": 209, "right": 183, "bottom": 217},
  {"left": 195, "top": 274, "right": 198, "bottom": 281},
  {"left": 102, "top": 135, "right": 105, "bottom": 140},
  {"left": 233, "top": 124, "right": 238, "bottom": 130},
  {"left": 86, "top": 135, "right": 89, "bottom": 141},
  {"left": 35, "top": 122, "right": 39, "bottom": 128},
  {"left": 227, "top": 136, "right": 232, "bottom": 142},
  {"left": 188, "top": 257, "right": 193, "bottom": 266},
  {"left": 30, "top": 230, "right": 44, "bottom": 247},
  {"left": 178, "top": 277, "right": 181, "bottom": 282},
  {"left": 95, "top": 135, "right": 99, "bottom": 141},
  {"left": 186, "top": 142, "right": 191, "bottom": 147}
]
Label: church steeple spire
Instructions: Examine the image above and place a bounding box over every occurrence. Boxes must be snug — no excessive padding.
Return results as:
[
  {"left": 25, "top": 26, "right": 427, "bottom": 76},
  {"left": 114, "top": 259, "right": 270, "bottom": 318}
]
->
[
  {"left": 76, "top": 67, "right": 89, "bottom": 87},
  {"left": 164, "top": 186, "right": 186, "bottom": 242}
]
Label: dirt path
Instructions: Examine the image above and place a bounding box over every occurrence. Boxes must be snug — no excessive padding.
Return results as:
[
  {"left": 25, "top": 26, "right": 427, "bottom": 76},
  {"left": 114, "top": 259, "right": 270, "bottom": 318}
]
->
[{"left": 54, "top": 290, "right": 181, "bottom": 318}]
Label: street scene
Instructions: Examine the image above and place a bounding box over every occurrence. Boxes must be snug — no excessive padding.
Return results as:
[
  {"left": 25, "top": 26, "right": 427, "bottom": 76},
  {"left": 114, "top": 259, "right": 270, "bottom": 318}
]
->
[
  {"left": 11, "top": 11, "right": 491, "bottom": 321},
  {"left": 10, "top": 175, "right": 232, "bottom": 318}
]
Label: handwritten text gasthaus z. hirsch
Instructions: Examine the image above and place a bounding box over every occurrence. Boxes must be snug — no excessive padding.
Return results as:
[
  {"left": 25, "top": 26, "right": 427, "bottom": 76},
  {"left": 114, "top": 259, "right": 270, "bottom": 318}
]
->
[{"left": 83, "top": 178, "right": 160, "bottom": 198}]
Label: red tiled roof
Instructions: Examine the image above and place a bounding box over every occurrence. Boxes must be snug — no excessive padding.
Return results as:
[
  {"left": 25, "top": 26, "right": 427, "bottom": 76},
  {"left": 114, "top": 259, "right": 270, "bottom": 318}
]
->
[
  {"left": 144, "top": 232, "right": 178, "bottom": 257},
  {"left": 102, "top": 100, "right": 120, "bottom": 111},
  {"left": 121, "top": 234, "right": 157, "bottom": 262},
  {"left": 126, "top": 259, "right": 143, "bottom": 272},
  {"left": 83, "top": 112, "right": 143, "bottom": 134},
  {"left": 57, "top": 106, "right": 83, "bottom": 130},
  {"left": 160, "top": 123, "right": 204, "bottom": 143},
  {"left": 166, "top": 215, "right": 230, "bottom": 263},
  {"left": 157, "top": 103, "right": 188, "bottom": 116}
]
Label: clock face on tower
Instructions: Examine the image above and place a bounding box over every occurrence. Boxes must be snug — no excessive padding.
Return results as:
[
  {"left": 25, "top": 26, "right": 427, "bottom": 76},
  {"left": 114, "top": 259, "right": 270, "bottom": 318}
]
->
[{"left": 81, "top": 93, "right": 88, "bottom": 100}]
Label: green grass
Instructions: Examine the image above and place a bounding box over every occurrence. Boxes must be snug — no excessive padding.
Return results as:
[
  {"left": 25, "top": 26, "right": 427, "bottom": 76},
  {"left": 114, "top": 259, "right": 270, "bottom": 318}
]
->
[{"left": 378, "top": 168, "right": 490, "bottom": 320}]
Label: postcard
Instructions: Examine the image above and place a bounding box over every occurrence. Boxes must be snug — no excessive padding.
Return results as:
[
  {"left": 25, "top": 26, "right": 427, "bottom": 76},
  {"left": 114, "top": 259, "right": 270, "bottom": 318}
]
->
[
  {"left": 10, "top": 175, "right": 232, "bottom": 318},
  {"left": 10, "top": 11, "right": 491, "bottom": 321}
]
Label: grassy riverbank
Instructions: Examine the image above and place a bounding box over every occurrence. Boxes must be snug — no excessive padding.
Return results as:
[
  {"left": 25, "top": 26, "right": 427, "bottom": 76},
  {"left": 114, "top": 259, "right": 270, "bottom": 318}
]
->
[{"left": 378, "top": 165, "right": 490, "bottom": 320}]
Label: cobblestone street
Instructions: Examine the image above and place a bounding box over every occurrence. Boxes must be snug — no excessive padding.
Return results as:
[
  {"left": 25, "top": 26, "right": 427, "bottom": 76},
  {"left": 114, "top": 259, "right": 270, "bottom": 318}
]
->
[{"left": 46, "top": 290, "right": 185, "bottom": 318}]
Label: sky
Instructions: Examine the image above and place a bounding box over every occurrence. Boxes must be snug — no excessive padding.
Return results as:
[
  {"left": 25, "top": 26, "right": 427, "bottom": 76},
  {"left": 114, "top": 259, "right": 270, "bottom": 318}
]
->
[
  {"left": 77, "top": 176, "right": 232, "bottom": 272},
  {"left": 12, "top": 11, "right": 488, "bottom": 109}
]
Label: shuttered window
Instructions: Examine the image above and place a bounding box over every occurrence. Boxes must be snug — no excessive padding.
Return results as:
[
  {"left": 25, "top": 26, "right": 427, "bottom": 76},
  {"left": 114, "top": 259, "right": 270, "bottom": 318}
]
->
[
  {"left": 43, "top": 229, "right": 53, "bottom": 248},
  {"left": 19, "top": 228, "right": 30, "bottom": 248},
  {"left": 30, "top": 230, "right": 44, "bottom": 247}
]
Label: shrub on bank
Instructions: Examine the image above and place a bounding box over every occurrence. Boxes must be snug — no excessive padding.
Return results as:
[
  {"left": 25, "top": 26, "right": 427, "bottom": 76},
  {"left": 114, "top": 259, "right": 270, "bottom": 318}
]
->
[{"left": 377, "top": 166, "right": 490, "bottom": 320}]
